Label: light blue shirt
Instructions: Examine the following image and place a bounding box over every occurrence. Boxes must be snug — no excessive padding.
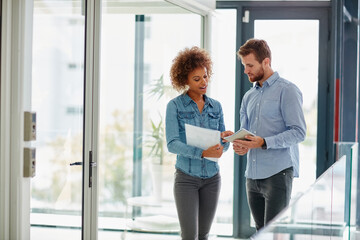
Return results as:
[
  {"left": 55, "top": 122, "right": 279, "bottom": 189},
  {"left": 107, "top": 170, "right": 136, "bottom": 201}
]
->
[
  {"left": 166, "top": 93, "right": 229, "bottom": 179},
  {"left": 240, "top": 72, "right": 306, "bottom": 179}
]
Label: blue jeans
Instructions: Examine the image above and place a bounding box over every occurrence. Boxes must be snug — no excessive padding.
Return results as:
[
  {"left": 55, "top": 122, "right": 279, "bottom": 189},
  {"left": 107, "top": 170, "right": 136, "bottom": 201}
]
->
[
  {"left": 246, "top": 167, "right": 293, "bottom": 230},
  {"left": 174, "top": 169, "right": 221, "bottom": 240}
]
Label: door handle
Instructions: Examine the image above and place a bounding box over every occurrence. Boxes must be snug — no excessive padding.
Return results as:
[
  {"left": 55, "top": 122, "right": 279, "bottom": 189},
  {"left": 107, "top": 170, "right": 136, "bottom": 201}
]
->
[
  {"left": 69, "top": 152, "right": 95, "bottom": 187},
  {"left": 70, "top": 162, "right": 82, "bottom": 166}
]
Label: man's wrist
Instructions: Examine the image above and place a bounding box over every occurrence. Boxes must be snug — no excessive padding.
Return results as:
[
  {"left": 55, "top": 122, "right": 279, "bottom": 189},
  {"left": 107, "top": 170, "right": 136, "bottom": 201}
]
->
[{"left": 261, "top": 138, "right": 267, "bottom": 150}]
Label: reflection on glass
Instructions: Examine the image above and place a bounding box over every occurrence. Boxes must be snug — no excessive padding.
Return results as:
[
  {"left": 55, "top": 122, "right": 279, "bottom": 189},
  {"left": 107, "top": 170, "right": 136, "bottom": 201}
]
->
[
  {"left": 31, "top": 1, "right": 85, "bottom": 239},
  {"left": 255, "top": 20, "right": 319, "bottom": 198},
  {"left": 252, "top": 142, "right": 358, "bottom": 240},
  {"left": 337, "top": 142, "right": 359, "bottom": 235},
  {"left": 349, "top": 143, "right": 359, "bottom": 228}
]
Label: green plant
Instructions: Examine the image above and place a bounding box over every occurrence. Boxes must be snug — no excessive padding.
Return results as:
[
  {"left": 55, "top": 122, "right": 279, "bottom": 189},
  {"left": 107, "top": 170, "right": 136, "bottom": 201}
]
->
[
  {"left": 147, "top": 74, "right": 174, "bottom": 100},
  {"left": 145, "top": 75, "right": 177, "bottom": 165},
  {"left": 145, "top": 115, "right": 165, "bottom": 165}
]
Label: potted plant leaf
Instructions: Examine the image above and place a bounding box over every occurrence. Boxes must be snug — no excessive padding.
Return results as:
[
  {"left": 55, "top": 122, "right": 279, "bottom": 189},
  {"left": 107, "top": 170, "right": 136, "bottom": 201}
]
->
[{"left": 145, "top": 75, "right": 176, "bottom": 200}]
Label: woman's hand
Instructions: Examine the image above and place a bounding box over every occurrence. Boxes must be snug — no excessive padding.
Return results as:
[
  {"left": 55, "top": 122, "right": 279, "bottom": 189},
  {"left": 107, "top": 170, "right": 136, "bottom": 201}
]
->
[
  {"left": 221, "top": 130, "right": 234, "bottom": 142},
  {"left": 201, "top": 144, "right": 224, "bottom": 158}
]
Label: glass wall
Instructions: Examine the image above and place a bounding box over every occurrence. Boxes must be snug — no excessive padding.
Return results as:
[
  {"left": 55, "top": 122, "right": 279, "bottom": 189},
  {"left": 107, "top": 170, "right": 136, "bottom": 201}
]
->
[
  {"left": 98, "top": 2, "right": 236, "bottom": 238},
  {"left": 30, "top": 1, "right": 85, "bottom": 238},
  {"left": 97, "top": 1, "right": 203, "bottom": 237},
  {"left": 29, "top": 1, "right": 237, "bottom": 238},
  {"left": 251, "top": 142, "right": 358, "bottom": 240}
]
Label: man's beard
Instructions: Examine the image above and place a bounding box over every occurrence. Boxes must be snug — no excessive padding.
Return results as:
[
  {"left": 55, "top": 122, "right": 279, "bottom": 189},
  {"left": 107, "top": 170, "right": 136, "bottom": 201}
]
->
[{"left": 249, "top": 68, "right": 264, "bottom": 83}]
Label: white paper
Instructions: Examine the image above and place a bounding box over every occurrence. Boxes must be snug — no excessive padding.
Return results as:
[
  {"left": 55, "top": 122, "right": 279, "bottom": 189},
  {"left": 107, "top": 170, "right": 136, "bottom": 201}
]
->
[{"left": 185, "top": 123, "right": 220, "bottom": 162}]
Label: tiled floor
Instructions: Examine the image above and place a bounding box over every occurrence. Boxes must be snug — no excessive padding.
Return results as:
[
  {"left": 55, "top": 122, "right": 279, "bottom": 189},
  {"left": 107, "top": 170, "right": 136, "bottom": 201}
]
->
[
  {"left": 31, "top": 226, "right": 244, "bottom": 240},
  {"left": 30, "top": 213, "right": 240, "bottom": 239}
]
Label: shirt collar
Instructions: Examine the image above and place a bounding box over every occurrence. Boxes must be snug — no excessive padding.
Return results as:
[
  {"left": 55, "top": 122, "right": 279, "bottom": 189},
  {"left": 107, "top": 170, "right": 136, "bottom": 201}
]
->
[
  {"left": 254, "top": 71, "right": 279, "bottom": 88},
  {"left": 181, "top": 93, "right": 213, "bottom": 108}
]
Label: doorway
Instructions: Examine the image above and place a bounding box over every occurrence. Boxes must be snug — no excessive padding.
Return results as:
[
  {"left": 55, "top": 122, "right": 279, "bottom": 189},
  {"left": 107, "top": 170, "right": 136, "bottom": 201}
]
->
[{"left": 217, "top": 1, "right": 332, "bottom": 238}]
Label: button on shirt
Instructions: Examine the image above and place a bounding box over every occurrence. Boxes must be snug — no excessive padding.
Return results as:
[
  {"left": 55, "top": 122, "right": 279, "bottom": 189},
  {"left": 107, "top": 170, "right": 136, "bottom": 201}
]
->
[
  {"left": 166, "top": 94, "right": 229, "bottom": 179},
  {"left": 240, "top": 72, "right": 306, "bottom": 179}
]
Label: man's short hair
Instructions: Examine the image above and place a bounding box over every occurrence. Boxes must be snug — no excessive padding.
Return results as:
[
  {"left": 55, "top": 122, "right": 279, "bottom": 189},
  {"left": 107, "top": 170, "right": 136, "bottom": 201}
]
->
[{"left": 237, "top": 39, "right": 271, "bottom": 63}]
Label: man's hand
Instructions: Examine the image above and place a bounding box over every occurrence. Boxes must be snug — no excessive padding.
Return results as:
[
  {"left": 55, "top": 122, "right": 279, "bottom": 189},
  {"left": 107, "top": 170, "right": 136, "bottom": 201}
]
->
[
  {"left": 232, "top": 135, "right": 265, "bottom": 155},
  {"left": 233, "top": 143, "right": 249, "bottom": 155},
  {"left": 202, "top": 144, "right": 224, "bottom": 158}
]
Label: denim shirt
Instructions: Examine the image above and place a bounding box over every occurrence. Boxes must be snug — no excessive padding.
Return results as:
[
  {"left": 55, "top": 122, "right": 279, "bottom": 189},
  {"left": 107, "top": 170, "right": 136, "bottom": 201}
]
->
[
  {"left": 165, "top": 93, "right": 229, "bottom": 179},
  {"left": 240, "top": 72, "right": 306, "bottom": 179}
]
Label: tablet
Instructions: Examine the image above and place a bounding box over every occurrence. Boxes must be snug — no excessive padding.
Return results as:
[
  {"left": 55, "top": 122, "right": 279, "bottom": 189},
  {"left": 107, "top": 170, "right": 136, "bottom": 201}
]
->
[{"left": 223, "top": 128, "right": 255, "bottom": 142}]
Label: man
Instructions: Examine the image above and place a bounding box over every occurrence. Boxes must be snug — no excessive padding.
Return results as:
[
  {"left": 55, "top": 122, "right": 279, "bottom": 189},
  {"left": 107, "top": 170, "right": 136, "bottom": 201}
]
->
[{"left": 228, "top": 39, "right": 306, "bottom": 230}]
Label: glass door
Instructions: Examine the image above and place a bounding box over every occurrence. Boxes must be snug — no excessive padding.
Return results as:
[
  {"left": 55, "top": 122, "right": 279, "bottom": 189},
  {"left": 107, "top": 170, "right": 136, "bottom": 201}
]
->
[
  {"left": 97, "top": 1, "right": 204, "bottom": 239},
  {"left": 30, "top": 1, "right": 86, "bottom": 238},
  {"left": 240, "top": 6, "right": 330, "bottom": 227}
]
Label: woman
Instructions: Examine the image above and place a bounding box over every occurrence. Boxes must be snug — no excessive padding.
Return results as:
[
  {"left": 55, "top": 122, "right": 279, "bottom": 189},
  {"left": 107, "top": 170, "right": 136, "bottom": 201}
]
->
[{"left": 165, "top": 46, "right": 231, "bottom": 240}]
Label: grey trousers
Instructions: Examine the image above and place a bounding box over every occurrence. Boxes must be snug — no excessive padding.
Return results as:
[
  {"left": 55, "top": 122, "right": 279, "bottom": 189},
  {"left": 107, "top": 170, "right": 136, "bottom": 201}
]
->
[
  {"left": 246, "top": 167, "right": 293, "bottom": 230},
  {"left": 173, "top": 169, "right": 221, "bottom": 240}
]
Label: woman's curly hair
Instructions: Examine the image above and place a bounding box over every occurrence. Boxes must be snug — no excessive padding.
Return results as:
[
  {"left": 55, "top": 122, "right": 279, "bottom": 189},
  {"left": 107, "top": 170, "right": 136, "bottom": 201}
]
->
[{"left": 170, "top": 46, "right": 213, "bottom": 92}]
